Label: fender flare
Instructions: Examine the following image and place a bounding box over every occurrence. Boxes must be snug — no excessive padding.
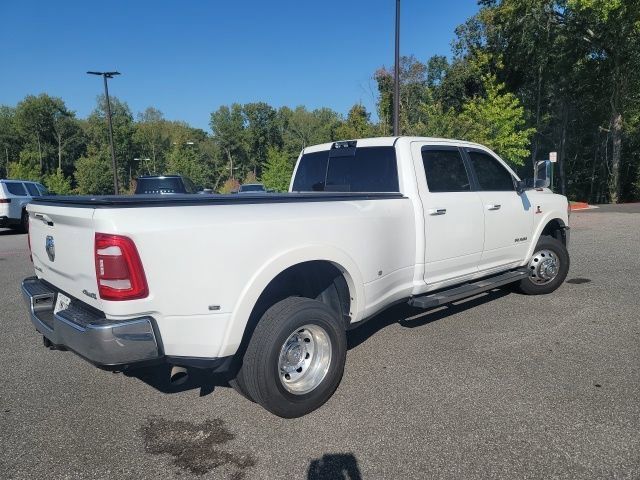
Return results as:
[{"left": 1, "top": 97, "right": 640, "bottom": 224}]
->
[
  {"left": 524, "top": 215, "right": 568, "bottom": 262},
  {"left": 218, "top": 245, "right": 365, "bottom": 357}
]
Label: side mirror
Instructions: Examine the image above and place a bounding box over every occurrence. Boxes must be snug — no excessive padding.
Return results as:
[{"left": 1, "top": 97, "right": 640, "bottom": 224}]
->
[
  {"left": 516, "top": 180, "right": 526, "bottom": 195},
  {"left": 534, "top": 160, "right": 552, "bottom": 189}
]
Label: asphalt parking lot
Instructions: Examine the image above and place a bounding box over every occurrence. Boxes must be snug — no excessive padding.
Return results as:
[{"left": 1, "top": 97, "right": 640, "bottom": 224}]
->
[{"left": 1, "top": 204, "right": 639, "bottom": 480}]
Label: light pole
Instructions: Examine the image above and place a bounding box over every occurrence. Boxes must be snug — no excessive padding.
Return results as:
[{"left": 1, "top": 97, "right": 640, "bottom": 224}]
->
[
  {"left": 393, "top": 0, "right": 401, "bottom": 136},
  {"left": 87, "top": 71, "right": 121, "bottom": 194}
]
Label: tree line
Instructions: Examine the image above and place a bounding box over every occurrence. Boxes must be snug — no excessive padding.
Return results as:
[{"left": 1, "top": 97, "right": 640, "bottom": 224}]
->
[{"left": 1, "top": 0, "right": 638, "bottom": 201}]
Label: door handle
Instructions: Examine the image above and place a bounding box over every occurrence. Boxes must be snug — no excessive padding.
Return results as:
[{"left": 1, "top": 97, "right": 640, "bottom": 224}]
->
[
  {"left": 487, "top": 204, "right": 501, "bottom": 211},
  {"left": 33, "top": 213, "right": 54, "bottom": 226},
  {"left": 428, "top": 208, "right": 447, "bottom": 216}
]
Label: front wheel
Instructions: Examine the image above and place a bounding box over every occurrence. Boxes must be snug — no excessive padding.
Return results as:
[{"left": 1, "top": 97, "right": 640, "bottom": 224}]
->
[
  {"left": 233, "top": 297, "right": 347, "bottom": 418},
  {"left": 517, "top": 235, "right": 569, "bottom": 295}
]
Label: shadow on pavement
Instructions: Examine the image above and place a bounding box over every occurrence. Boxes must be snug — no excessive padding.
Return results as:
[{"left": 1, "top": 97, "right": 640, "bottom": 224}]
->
[
  {"left": 307, "top": 453, "right": 362, "bottom": 480},
  {"left": 347, "top": 287, "right": 512, "bottom": 349},
  {"left": 127, "top": 287, "right": 513, "bottom": 396},
  {"left": 124, "top": 363, "right": 228, "bottom": 397}
]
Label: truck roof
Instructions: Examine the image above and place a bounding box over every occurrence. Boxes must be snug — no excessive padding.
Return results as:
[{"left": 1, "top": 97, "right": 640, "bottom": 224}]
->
[{"left": 303, "top": 136, "right": 488, "bottom": 154}]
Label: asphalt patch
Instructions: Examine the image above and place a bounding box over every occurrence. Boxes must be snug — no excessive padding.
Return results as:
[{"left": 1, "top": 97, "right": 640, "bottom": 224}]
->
[{"left": 141, "top": 417, "right": 256, "bottom": 477}]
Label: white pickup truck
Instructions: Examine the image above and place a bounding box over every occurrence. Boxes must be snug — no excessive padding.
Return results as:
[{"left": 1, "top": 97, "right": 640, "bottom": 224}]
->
[{"left": 22, "top": 137, "right": 570, "bottom": 417}]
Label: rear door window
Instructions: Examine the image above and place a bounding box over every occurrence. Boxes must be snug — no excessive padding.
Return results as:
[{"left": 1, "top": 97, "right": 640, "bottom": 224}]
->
[
  {"left": 25, "top": 183, "right": 41, "bottom": 196},
  {"left": 422, "top": 148, "right": 471, "bottom": 192},
  {"left": 467, "top": 150, "right": 515, "bottom": 191},
  {"left": 5, "top": 182, "right": 27, "bottom": 196},
  {"left": 292, "top": 146, "right": 399, "bottom": 192}
]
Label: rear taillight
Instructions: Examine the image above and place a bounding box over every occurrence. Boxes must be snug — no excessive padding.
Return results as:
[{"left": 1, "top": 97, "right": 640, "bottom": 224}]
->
[
  {"left": 0, "top": 199, "right": 10, "bottom": 203},
  {"left": 94, "top": 233, "right": 148, "bottom": 301}
]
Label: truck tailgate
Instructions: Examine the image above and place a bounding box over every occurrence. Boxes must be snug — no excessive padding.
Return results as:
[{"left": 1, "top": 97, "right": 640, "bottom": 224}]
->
[{"left": 28, "top": 203, "right": 101, "bottom": 310}]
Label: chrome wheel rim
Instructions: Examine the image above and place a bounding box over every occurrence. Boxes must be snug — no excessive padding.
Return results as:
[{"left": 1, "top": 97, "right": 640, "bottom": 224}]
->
[
  {"left": 278, "top": 324, "right": 332, "bottom": 395},
  {"left": 527, "top": 249, "right": 560, "bottom": 285}
]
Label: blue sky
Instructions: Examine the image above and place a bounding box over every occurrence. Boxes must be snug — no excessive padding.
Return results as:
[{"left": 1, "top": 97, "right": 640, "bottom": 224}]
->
[{"left": 0, "top": 0, "right": 479, "bottom": 130}]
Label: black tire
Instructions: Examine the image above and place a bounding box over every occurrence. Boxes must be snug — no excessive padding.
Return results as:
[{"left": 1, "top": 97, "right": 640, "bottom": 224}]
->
[
  {"left": 517, "top": 235, "right": 569, "bottom": 295},
  {"left": 227, "top": 373, "right": 255, "bottom": 403},
  {"left": 236, "top": 297, "right": 347, "bottom": 418},
  {"left": 21, "top": 209, "right": 29, "bottom": 233}
]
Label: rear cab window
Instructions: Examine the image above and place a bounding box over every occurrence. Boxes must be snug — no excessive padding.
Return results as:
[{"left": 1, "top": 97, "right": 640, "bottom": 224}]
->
[{"left": 292, "top": 145, "right": 399, "bottom": 192}]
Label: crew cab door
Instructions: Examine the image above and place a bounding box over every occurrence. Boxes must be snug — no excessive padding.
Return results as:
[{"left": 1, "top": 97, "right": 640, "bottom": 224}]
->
[
  {"left": 413, "top": 144, "right": 485, "bottom": 284},
  {"left": 463, "top": 148, "right": 533, "bottom": 271}
]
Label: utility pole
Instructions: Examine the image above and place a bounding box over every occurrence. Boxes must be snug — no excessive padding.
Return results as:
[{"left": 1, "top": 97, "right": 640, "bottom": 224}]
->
[
  {"left": 393, "top": 0, "right": 401, "bottom": 136},
  {"left": 87, "top": 71, "right": 121, "bottom": 194}
]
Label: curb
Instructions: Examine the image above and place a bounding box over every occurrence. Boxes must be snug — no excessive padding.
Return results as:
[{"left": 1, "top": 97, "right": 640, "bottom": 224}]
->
[{"left": 570, "top": 202, "right": 590, "bottom": 211}]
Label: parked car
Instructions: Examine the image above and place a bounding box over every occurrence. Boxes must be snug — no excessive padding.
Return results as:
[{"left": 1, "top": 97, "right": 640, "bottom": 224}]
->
[
  {"left": 236, "top": 183, "right": 267, "bottom": 194},
  {"left": 0, "top": 179, "right": 48, "bottom": 232},
  {"left": 22, "top": 137, "right": 570, "bottom": 418},
  {"left": 134, "top": 175, "right": 198, "bottom": 194}
]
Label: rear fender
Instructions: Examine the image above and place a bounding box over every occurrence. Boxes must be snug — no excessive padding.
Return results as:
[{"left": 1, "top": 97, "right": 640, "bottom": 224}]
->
[{"left": 218, "top": 245, "right": 364, "bottom": 358}]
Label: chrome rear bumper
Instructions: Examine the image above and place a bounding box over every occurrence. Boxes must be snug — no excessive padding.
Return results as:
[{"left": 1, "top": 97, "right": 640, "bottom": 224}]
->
[{"left": 21, "top": 277, "right": 161, "bottom": 366}]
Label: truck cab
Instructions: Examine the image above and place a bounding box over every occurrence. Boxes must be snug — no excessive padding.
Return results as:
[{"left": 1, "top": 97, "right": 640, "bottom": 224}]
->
[{"left": 291, "top": 137, "right": 568, "bottom": 292}]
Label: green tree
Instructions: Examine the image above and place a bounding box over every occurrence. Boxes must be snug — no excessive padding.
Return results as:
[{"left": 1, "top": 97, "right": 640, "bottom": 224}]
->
[
  {"left": 243, "top": 102, "right": 281, "bottom": 176},
  {"left": 165, "top": 143, "right": 210, "bottom": 188},
  {"left": 219, "top": 178, "right": 240, "bottom": 194},
  {"left": 459, "top": 74, "right": 535, "bottom": 166},
  {"left": 14, "top": 94, "right": 70, "bottom": 174},
  {"left": 243, "top": 171, "right": 258, "bottom": 184},
  {"left": 52, "top": 111, "right": 85, "bottom": 176},
  {"left": 44, "top": 168, "right": 73, "bottom": 195},
  {"left": 85, "top": 96, "right": 138, "bottom": 188},
  {"left": 210, "top": 104, "right": 247, "bottom": 182},
  {"left": 335, "top": 104, "right": 375, "bottom": 140},
  {"left": 278, "top": 106, "right": 342, "bottom": 158},
  {"left": 74, "top": 153, "right": 114, "bottom": 195},
  {"left": 134, "top": 107, "right": 171, "bottom": 174},
  {"left": 0, "top": 106, "right": 22, "bottom": 178},
  {"left": 8, "top": 150, "right": 41, "bottom": 181},
  {"left": 565, "top": 0, "right": 640, "bottom": 201},
  {"left": 262, "top": 147, "right": 293, "bottom": 192}
]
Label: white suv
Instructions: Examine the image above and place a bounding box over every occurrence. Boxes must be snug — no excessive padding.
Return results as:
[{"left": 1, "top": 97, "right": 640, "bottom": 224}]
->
[{"left": 0, "top": 179, "right": 48, "bottom": 232}]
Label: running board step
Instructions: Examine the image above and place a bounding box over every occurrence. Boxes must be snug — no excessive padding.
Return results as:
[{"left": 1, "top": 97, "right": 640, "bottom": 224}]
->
[{"left": 408, "top": 270, "right": 528, "bottom": 309}]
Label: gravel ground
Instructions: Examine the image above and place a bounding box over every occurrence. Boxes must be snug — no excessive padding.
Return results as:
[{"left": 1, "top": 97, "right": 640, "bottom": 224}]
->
[{"left": 0, "top": 204, "right": 638, "bottom": 480}]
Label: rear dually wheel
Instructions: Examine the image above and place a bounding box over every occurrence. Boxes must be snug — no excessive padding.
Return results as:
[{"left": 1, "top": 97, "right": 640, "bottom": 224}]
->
[{"left": 231, "top": 297, "right": 347, "bottom": 418}]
